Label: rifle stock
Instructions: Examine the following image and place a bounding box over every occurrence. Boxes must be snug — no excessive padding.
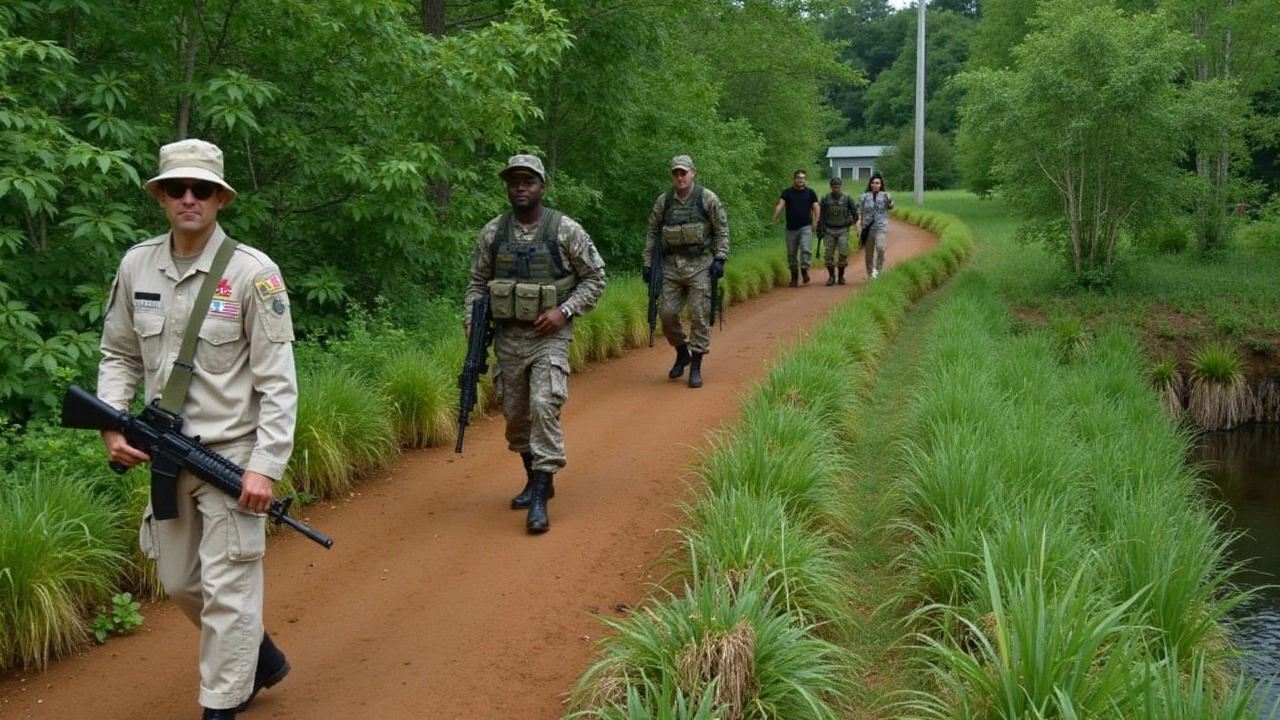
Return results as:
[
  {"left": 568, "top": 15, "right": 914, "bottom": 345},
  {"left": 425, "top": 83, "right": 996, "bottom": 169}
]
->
[
  {"left": 456, "top": 295, "right": 494, "bottom": 453},
  {"left": 60, "top": 384, "right": 334, "bottom": 549}
]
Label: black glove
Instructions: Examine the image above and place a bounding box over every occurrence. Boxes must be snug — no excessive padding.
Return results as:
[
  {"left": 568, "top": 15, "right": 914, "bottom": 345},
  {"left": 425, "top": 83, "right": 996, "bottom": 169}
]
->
[
  {"left": 642, "top": 266, "right": 652, "bottom": 284},
  {"left": 708, "top": 258, "right": 725, "bottom": 280}
]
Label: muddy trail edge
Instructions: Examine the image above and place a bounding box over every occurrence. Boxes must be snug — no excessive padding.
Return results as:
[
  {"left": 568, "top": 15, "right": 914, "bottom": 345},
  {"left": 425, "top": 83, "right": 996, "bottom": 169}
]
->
[{"left": 0, "top": 221, "right": 936, "bottom": 720}]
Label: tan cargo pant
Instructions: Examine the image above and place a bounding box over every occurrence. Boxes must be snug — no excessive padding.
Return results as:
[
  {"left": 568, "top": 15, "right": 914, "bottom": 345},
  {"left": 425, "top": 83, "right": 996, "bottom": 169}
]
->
[
  {"left": 139, "top": 440, "right": 264, "bottom": 710},
  {"left": 493, "top": 329, "right": 571, "bottom": 473}
]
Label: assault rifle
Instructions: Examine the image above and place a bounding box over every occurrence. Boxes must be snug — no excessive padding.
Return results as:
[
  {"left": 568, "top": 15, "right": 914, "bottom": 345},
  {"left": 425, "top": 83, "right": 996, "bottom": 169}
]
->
[
  {"left": 456, "top": 294, "right": 494, "bottom": 453},
  {"left": 646, "top": 241, "right": 665, "bottom": 347},
  {"left": 60, "top": 385, "right": 334, "bottom": 549}
]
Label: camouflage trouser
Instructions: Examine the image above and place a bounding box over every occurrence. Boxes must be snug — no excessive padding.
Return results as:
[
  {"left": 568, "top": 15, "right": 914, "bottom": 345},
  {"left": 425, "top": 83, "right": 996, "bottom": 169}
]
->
[
  {"left": 493, "top": 330, "right": 571, "bottom": 473},
  {"left": 823, "top": 227, "right": 851, "bottom": 267},
  {"left": 661, "top": 255, "right": 713, "bottom": 355},
  {"left": 785, "top": 226, "right": 813, "bottom": 269},
  {"left": 864, "top": 227, "right": 887, "bottom": 276}
]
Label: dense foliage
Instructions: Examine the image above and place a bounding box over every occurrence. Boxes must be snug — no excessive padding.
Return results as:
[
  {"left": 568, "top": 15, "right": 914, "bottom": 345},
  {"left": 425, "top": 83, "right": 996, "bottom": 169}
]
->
[{"left": 0, "top": 0, "right": 849, "bottom": 422}]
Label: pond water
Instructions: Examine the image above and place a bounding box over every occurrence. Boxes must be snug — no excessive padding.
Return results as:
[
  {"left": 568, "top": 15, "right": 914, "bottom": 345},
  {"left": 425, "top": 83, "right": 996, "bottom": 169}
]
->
[{"left": 1195, "top": 423, "right": 1280, "bottom": 714}]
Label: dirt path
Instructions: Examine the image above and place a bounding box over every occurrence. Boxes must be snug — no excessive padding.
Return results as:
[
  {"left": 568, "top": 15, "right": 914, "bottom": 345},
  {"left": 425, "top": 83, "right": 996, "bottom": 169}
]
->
[{"left": 0, "top": 221, "right": 936, "bottom": 720}]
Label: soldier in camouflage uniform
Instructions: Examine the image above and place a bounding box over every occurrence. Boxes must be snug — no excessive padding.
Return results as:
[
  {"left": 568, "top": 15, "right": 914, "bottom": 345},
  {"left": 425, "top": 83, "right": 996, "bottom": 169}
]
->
[
  {"left": 643, "top": 155, "right": 730, "bottom": 389},
  {"left": 464, "top": 154, "right": 607, "bottom": 533},
  {"left": 817, "top": 177, "right": 858, "bottom": 286}
]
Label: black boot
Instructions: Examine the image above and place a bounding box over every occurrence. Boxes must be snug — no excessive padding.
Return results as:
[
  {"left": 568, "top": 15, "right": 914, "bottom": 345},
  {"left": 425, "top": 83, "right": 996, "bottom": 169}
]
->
[
  {"left": 825, "top": 265, "right": 836, "bottom": 286},
  {"left": 510, "top": 451, "right": 554, "bottom": 509},
  {"left": 801, "top": 267, "right": 810, "bottom": 284},
  {"left": 526, "top": 471, "right": 552, "bottom": 533},
  {"left": 668, "top": 344, "right": 691, "bottom": 379},
  {"left": 838, "top": 266, "right": 846, "bottom": 285},
  {"left": 203, "top": 709, "right": 236, "bottom": 720},
  {"left": 234, "top": 632, "right": 290, "bottom": 712},
  {"left": 789, "top": 268, "right": 799, "bottom": 287},
  {"left": 688, "top": 353, "right": 704, "bottom": 389}
]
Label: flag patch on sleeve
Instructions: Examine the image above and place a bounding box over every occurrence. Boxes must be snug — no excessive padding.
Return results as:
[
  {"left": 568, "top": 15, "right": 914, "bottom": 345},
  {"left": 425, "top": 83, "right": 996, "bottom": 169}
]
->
[{"left": 254, "top": 273, "right": 285, "bottom": 298}]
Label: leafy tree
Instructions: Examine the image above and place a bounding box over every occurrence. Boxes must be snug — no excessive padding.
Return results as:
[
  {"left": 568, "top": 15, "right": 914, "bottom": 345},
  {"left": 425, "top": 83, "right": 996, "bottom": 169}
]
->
[
  {"left": 0, "top": 0, "right": 572, "bottom": 420},
  {"left": 956, "top": 0, "right": 1223, "bottom": 281},
  {"left": 861, "top": 6, "right": 976, "bottom": 137},
  {"left": 822, "top": 1, "right": 909, "bottom": 142},
  {"left": 875, "top": 127, "right": 959, "bottom": 191}
]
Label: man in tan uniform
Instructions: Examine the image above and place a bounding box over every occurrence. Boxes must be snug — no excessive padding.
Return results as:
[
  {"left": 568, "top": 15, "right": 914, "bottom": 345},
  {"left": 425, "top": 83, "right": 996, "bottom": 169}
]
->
[
  {"left": 464, "top": 154, "right": 607, "bottom": 533},
  {"left": 643, "top": 155, "right": 730, "bottom": 388},
  {"left": 97, "top": 139, "right": 297, "bottom": 720}
]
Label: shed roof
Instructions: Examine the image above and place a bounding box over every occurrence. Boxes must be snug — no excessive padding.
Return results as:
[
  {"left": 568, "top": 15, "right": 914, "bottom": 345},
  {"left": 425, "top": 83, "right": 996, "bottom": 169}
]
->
[{"left": 826, "top": 145, "right": 891, "bottom": 159}]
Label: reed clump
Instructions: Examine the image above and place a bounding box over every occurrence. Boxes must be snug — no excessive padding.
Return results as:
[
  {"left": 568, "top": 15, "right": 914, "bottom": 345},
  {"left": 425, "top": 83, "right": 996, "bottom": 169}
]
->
[{"left": 1187, "top": 343, "right": 1251, "bottom": 431}]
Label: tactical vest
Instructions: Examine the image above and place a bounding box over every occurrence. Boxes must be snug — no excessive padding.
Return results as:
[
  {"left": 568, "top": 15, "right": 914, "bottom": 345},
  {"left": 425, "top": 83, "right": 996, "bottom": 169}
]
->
[
  {"left": 488, "top": 209, "right": 579, "bottom": 322},
  {"left": 824, "top": 193, "right": 854, "bottom": 227},
  {"left": 661, "top": 185, "right": 713, "bottom": 255}
]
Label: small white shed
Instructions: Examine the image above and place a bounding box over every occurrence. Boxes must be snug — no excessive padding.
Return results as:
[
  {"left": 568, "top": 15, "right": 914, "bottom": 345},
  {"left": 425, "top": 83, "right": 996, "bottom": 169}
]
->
[{"left": 825, "top": 145, "right": 891, "bottom": 183}]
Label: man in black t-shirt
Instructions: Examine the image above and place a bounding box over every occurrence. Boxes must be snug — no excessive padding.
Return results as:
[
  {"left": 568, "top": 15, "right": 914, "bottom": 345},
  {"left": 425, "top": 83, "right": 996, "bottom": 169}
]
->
[{"left": 768, "top": 169, "right": 820, "bottom": 286}]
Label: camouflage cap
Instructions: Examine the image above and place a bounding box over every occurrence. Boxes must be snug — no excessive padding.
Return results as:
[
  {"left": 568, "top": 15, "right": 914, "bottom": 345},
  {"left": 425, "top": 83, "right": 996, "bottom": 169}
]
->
[
  {"left": 670, "top": 155, "right": 695, "bottom": 172},
  {"left": 499, "top": 154, "right": 545, "bottom": 180},
  {"left": 830, "top": 177, "right": 842, "bottom": 186}
]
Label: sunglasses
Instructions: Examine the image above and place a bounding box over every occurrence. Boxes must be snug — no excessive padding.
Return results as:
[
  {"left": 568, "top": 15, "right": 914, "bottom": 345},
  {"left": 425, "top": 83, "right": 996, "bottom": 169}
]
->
[{"left": 159, "top": 179, "right": 219, "bottom": 201}]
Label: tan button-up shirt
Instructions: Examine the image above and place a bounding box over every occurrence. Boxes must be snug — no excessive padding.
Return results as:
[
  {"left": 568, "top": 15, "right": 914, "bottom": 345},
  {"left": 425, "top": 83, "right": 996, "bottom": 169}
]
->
[{"left": 98, "top": 225, "right": 298, "bottom": 480}]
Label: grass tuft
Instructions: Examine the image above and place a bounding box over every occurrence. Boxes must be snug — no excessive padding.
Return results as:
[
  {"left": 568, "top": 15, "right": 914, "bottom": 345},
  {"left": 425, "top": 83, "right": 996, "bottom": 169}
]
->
[{"left": 1187, "top": 343, "right": 1251, "bottom": 430}]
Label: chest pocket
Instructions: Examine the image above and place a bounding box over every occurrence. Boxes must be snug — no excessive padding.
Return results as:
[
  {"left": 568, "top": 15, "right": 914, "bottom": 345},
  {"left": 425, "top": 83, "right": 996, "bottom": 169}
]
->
[
  {"left": 132, "top": 312, "right": 166, "bottom": 370},
  {"left": 197, "top": 320, "right": 243, "bottom": 374}
]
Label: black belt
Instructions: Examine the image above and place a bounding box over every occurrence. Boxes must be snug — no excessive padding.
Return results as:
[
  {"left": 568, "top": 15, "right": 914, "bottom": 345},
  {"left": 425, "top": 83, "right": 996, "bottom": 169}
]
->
[{"left": 825, "top": 224, "right": 850, "bottom": 229}]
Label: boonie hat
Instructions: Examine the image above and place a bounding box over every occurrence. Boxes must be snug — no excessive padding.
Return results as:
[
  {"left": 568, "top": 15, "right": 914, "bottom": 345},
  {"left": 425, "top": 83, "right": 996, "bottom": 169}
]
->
[
  {"left": 671, "top": 155, "right": 695, "bottom": 172},
  {"left": 500, "top": 154, "right": 546, "bottom": 181},
  {"left": 145, "top": 139, "right": 237, "bottom": 201}
]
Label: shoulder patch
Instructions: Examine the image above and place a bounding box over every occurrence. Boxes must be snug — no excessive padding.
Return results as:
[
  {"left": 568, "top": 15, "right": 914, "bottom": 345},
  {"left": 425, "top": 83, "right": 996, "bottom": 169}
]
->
[{"left": 254, "top": 272, "right": 286, "bottom": 299}]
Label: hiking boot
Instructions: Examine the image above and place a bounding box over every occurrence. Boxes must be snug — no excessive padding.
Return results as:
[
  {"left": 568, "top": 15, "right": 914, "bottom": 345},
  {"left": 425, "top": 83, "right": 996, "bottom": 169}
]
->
[
  {"left": 801, "top": 268, "right": 810, "bottom": 284},
  {"left": 668, "top": 344, "right": 691, "bottom": 379},
  {"left": 788, "top": 269, "right": 799, "bottom": 287},
  {"left": 512, "top": 452, "right": 554, "bottom": 509},
  {"left": 837, "top": 267, "right": 846, "bottom": 285},
  {"left": 825, "top": 265, "right": 836, "bottom": 286},
  {"left": 688, "top": 353, "right": 704, "bottom": 389},
  {"left": 233, "top": 633, "right": 290, "bottom": 713},
  {"left": 526, "top": 471, "right": 552, "bottom": 533}
]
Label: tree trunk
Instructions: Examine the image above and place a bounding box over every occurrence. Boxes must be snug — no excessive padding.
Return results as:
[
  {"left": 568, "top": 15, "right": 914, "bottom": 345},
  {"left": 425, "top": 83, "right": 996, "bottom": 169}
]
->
[
  {"left": 422, "top": 0, "right": 450, "bottom": 215},
  {"left": 175, "top": 1, "right": 204, "bottom": 140},
  {"left": 422, "top": 0, "right": 446, "bottom": 37}
]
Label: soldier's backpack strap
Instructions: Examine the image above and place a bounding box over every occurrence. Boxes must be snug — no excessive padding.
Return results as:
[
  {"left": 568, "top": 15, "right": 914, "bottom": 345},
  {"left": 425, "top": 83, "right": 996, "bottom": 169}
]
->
[
  {"left": 491, "top": 208, "right": 567, "bottom": 276},
  {"left": 158, "top": 236, "right": 239, "bottom": 414},
  {"left": 662, "top": 185, "right": 706, "bottom": 222},
  {"left": 538, "top": 208, "right": 567, "bottom": 276}
]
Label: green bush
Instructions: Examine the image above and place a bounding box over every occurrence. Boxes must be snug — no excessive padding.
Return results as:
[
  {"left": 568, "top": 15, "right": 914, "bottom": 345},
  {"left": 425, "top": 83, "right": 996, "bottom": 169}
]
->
[{"left": 0, "top": 474, "right": 131, "bottom": 670}]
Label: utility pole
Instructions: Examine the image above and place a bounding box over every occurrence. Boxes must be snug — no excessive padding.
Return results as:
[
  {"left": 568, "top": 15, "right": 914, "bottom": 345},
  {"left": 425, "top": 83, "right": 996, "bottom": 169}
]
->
[{"left": 913, "top": 0, "right": 926, "bottom": 204}]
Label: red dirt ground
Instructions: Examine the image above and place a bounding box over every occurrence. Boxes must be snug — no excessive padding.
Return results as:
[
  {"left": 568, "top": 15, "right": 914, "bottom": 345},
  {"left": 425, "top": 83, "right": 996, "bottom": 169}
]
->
[{"left": 0, "top": 222, "right": 936, "bottom": 720}]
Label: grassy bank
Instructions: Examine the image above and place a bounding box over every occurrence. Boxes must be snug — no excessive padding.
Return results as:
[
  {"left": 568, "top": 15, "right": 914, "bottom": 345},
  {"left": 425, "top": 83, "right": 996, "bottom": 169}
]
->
[
  {"left": 567, "top": 210, "right": 974, "bottom": 718},
  {"left": 568, "top": 199, "right": 1270, "bottom": 718}
]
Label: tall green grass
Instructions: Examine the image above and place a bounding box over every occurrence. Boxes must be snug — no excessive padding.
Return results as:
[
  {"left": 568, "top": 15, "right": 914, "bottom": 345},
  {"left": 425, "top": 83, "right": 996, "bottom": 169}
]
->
[
  {"left": 0, "top": 474, "right": 130, "bottom": 669},
  {"left": 571, "top": 204, "right": 974, "bottom": 718},
  {"left": 571, "top": 570, "right": 853, "bottom": 720},
  {"left": 290, "top": 364, "right": 398, "bottom": 499},
  {"left": 890, "top": 262, "right": 1262, "bottom": 715}
]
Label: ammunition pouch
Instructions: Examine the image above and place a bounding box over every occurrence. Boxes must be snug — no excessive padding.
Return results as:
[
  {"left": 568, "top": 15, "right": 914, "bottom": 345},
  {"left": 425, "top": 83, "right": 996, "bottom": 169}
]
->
[{"left": 489, "top": 279, "right": 564, "bottom": 322}]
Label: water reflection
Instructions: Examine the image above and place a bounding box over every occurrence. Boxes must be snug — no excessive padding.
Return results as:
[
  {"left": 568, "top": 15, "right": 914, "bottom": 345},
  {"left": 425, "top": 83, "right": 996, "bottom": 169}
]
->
[{"left": 1195, "top": 423, "right": 1280, "bottom": 714}]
